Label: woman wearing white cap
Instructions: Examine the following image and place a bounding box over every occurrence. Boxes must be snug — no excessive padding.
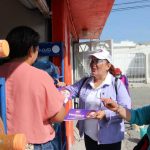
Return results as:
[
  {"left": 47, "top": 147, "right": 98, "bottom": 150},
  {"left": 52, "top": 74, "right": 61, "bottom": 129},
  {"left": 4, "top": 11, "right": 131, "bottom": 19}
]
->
[{"left": 62, "top": 49, "right": 131, "bottom": 150}]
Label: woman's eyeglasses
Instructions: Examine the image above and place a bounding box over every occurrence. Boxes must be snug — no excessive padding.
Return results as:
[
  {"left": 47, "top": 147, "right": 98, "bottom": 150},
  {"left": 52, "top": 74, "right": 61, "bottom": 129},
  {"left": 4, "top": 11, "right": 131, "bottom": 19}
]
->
[{"left": 90, "top": 59, "right": 105, "bottom": 64}]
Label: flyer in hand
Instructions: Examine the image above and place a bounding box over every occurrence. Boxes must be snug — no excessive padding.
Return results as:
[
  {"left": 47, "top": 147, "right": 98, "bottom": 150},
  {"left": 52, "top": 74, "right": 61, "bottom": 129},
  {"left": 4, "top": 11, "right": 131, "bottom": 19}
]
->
[{"left": 64, "top": 109, "right": 96, "bottom": 121}]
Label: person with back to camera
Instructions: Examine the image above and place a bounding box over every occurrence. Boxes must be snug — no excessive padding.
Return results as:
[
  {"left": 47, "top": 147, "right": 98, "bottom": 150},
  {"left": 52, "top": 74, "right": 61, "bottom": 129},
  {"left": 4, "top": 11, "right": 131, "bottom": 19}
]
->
[
  {"left": 101, "top": 98, "right": 150, "bottom": 150},
  {"left": 32, "top": 56, "right": 66, "bottom": 149},
  {"left": 0, "top": 26, "right": 66, "bottom": 150},
  {"left": 61, "top": 49, "right": 131, "bottom": 150}
]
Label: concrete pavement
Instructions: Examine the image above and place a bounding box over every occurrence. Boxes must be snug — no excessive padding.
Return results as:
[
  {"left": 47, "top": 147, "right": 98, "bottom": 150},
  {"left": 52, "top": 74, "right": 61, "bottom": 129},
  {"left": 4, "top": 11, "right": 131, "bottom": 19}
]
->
[{"left": 71, "top": 122, "right": 140, "bottom": 150}]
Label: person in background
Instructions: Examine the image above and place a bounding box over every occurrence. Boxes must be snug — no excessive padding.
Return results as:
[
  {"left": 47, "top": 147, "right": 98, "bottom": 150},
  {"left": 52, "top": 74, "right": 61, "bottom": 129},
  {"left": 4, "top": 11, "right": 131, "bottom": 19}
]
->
[
  {"left": 114, "top": 67, "right": 130, "bottom": 95},
  {"left": 33, "top": 56, "right": 66, "bottom": 87},
  {"left": 101, "top": 98, "right": 150, "bottom": 150},
  {"left": 0, "top": 26, "right": 65, "bottom": 150},
  {"left": 61, "top": 49, "right": 131, "bottom": 150}
]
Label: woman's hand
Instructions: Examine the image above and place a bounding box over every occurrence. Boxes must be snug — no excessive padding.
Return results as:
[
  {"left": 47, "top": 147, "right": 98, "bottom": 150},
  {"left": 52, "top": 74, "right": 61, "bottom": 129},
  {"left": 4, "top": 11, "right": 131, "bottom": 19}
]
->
[
  {"left": 60, "top": 89, "right": 71, "bottom": 104},
  {"left": 101, "top": 98, "right": 131, "bottom": 121},
  {"left": 56, "top": 79, "right": 66, "bottom": 87},
  {"left": 86, "top": 111, "right": 97, "bottom": 118},
  {"left": 86, "top": 110, "right": 105, "bottom": 120},
  {"left": 101, "top": 98, "right": 119, "bottom": 112},
  {"left": 95, "top": 110, "right": 105, "bottom": 120},
  {"left": 60, "top": 89, "right": 70, "bottom": 98}
]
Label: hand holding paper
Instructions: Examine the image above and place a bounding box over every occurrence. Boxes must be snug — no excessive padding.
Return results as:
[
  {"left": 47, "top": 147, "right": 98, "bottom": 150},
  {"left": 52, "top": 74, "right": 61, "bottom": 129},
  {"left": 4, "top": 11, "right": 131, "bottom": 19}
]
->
[
  {"left": 60, "top": 89, "right": 71, "bottom": 104},
  {"left": 64, "top": 109, "right": 97, "bottom": 121}
]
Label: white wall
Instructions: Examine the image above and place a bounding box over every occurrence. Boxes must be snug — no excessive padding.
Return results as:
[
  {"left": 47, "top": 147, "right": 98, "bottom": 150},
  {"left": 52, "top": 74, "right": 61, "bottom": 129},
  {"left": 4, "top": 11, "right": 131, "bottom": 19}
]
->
[
  {"left": 73, "top": 40, "right": 150, "bottom": 84},
  {"left": 113, "top": 44, "right": 150, "bottom": 83}
]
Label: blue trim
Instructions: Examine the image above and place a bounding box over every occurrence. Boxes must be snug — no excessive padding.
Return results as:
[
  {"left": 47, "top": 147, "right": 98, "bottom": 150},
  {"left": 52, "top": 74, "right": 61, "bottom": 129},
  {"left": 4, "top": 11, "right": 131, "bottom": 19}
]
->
[
  {"left": 60, "top": 43, "right": 64, "bottom": 82},
  {"left": 0, "top": 78, "right": 7, "bottom": 133}
]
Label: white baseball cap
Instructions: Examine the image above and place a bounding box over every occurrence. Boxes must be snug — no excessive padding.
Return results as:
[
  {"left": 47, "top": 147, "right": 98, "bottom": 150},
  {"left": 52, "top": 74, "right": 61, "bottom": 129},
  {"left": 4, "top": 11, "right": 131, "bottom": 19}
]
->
[{"left": 89, "top": 49, "right": 112, "bottom": 64}]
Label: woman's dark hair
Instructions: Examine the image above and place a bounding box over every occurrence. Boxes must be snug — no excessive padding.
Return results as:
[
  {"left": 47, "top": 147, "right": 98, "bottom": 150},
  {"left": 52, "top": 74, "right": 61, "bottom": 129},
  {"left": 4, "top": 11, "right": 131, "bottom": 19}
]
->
[
  {"left": 109, "top": 64, "right": 116, "bottom": 76},
  {"left": 6, "top": 26, "right": 40, "bottom": 60}
]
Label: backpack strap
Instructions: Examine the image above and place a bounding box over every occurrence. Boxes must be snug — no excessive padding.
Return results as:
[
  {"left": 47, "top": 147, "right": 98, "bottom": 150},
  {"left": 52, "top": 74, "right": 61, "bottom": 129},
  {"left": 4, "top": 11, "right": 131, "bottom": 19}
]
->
[
  {"left": 114, "top": 77, "right": 118, "bottom": 96},
  {"left": 78, "top": 77, "right": 88, "bottom": 97},
  {"left": 74, "top": 77, "right": 88, "bottom": 109}
]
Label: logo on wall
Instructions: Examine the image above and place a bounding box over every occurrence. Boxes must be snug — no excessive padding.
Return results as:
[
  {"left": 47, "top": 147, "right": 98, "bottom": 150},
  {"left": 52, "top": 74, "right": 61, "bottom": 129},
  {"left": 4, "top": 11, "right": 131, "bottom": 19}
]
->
[
  {"left": 52, "top": 45, "right": 60, "bottom": 53},
  {"left": 39, "top": 42, "right": 63, "bottom": 56}
]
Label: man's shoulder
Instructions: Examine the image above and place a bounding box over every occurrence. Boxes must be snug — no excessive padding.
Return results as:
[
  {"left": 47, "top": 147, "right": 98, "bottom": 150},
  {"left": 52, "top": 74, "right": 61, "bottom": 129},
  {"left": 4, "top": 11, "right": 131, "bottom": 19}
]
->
[
  {"left": 30, "top": 65, "right": 51, "bottom": 78},
  {"left": 23, "top": 65, "right": 54, "bottom": 86}
]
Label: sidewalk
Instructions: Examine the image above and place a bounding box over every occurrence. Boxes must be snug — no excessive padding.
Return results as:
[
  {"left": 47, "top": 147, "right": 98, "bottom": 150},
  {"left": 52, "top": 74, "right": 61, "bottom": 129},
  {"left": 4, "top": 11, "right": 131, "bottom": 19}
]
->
[
  {"left": 130, "top": 83, "right": 150, "bottom": 88},
  {"left": 71, "top": 122, "right": 140, "bottom": 150}
]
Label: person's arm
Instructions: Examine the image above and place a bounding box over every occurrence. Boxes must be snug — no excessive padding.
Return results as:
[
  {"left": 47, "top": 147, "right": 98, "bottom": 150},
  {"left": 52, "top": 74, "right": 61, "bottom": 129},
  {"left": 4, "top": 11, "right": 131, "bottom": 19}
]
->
[
  {"left": 60, "top": 77, "right": 89, "bottom": 99},
  {"left": 50, "top": 106, "right": 66, "bottom": 122},
  {"left": 101, "top": 98, "right": 131, "bottom": 121},
  {"left": 41, "top": 71, "right": 66, "bottom": 123}
]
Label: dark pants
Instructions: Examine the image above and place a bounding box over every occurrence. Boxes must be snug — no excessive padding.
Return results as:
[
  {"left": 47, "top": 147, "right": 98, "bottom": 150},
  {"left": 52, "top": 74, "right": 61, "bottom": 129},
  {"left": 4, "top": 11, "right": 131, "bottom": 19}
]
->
[{"left": 84, "top": 134, "right": 121, "bottom": 150}]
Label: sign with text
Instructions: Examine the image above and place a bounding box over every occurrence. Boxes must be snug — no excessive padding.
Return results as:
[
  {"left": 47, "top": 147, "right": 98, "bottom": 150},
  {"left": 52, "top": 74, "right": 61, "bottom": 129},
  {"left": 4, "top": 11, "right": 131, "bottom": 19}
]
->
[{"left": 39, "top": 42, "right": 63, "bottom": 56}]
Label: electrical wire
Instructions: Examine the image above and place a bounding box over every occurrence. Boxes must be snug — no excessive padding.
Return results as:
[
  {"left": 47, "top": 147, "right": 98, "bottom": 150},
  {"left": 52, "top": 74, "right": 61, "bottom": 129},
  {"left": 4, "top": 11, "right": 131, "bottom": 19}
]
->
[
  {"left": 114, "top": 0, "right": 150, "bottom": 6},
  {"left": 112, "top": 4, "right": 150, "bottom": 12},
  {"left": 112, "top": 0, "right": 150, "bottom": 12}
]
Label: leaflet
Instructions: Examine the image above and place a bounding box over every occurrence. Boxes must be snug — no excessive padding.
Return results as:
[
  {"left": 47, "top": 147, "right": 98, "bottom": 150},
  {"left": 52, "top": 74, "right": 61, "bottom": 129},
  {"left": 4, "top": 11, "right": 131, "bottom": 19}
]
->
[{"left": 64, "top": 109, "right": 96, "bottom": 121}]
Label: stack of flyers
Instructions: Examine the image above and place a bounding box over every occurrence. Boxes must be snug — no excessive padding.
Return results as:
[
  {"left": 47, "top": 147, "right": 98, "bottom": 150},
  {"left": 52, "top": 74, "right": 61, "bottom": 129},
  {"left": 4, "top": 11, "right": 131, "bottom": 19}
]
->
[{"left": 64, "top": 109, "right": 96, "bottom": 121}]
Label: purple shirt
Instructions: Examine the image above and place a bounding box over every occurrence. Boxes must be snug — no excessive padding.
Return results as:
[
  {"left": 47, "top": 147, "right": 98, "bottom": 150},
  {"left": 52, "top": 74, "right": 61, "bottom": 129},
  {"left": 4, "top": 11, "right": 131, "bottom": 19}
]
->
[{"left": 66, "top": 74, "right": 131, "bottom": 144}]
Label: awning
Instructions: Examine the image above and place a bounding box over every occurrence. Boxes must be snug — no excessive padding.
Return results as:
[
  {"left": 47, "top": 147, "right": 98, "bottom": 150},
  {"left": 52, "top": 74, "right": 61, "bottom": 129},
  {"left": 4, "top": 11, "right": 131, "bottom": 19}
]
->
[
  {"left": 67, "top": 0, "right": 114, "bottom": 39},
  {"left": 18, "top": 0, "right": 114, "bottom": 39}
]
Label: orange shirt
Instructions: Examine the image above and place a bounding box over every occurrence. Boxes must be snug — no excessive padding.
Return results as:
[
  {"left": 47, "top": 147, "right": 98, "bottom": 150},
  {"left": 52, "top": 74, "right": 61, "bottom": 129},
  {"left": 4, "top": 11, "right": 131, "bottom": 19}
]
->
[{"left": 0, "top": 61, "right": 64, "bottom": 144}]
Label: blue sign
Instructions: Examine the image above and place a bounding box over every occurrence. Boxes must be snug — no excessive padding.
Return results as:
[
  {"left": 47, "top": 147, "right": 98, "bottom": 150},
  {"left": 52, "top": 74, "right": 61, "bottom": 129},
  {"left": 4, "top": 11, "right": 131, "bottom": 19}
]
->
[{"left": 39, "top": 42, "right": 63, "bottom": 56}]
